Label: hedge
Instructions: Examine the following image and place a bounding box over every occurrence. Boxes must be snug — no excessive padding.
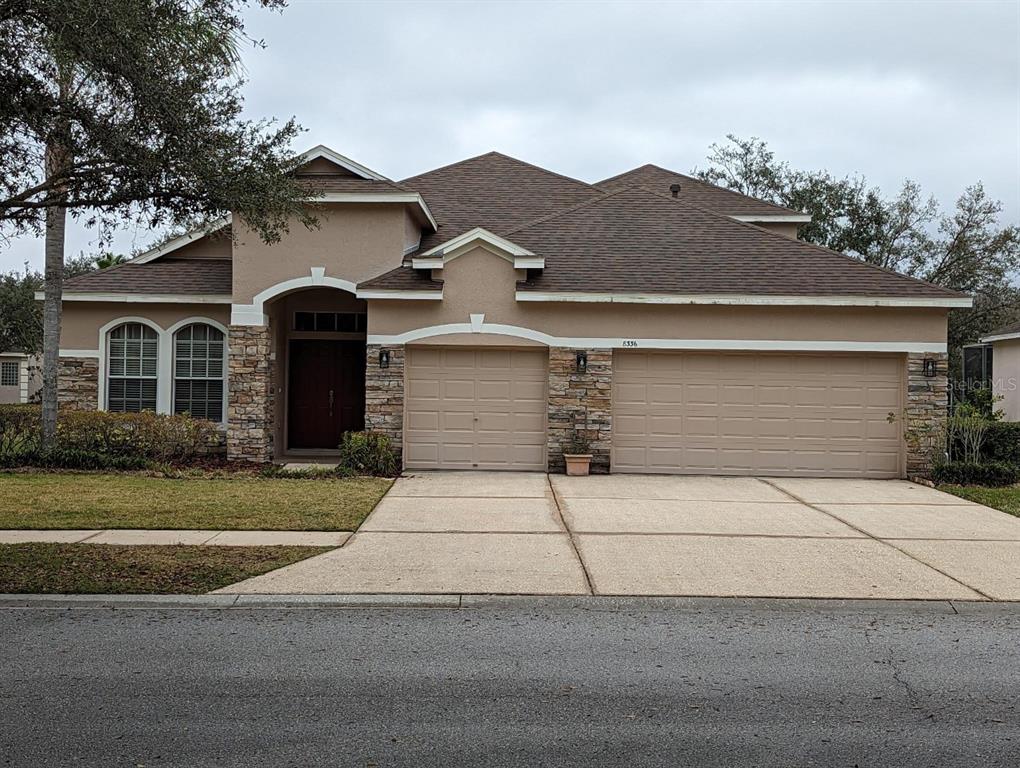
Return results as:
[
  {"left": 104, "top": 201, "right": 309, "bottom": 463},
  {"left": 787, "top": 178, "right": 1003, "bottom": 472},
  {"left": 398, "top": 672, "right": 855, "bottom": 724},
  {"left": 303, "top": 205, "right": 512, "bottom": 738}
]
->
[
  {"left": 932, "top": 461, "right": 1020, "bottom": 487},
  {"left": 981, "top": 422, "right": 1020, "bottom": 465}
]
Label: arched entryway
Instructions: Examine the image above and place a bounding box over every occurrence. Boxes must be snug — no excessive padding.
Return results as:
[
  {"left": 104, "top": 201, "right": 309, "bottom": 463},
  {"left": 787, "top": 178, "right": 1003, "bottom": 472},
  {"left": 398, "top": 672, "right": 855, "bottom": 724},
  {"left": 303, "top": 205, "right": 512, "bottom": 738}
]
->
[{"left": 266, "top": 287, "right": 367, "bottom": 455}]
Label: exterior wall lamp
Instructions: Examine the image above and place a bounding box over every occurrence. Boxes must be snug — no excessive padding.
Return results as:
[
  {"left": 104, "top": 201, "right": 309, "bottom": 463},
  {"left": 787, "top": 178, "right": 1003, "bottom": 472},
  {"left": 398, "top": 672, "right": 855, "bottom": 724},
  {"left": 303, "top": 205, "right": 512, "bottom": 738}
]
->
[
  {"left": 379, "top": 349, "right": 390, "bottom": 369},
  {"left": 576, "top": 351, "right": 588, "bottom": 373},
  {"left": 923, "top": 358, "right": 936, "bottom": 378}
]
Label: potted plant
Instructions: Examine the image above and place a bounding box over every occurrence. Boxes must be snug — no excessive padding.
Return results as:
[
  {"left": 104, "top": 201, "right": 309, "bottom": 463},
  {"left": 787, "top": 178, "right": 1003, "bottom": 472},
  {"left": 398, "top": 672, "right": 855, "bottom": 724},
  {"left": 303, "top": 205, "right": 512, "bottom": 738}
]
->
[{"left": 563, "top": 429, "right": 593, "bottom": 476}]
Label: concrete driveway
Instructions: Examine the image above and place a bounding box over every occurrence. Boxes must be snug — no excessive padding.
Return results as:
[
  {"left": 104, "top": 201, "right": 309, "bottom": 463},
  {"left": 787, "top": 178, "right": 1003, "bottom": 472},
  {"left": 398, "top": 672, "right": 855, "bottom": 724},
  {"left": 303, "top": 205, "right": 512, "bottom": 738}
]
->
[{"left": 218, "top": 473, "right": 1020, "bottom": 600}]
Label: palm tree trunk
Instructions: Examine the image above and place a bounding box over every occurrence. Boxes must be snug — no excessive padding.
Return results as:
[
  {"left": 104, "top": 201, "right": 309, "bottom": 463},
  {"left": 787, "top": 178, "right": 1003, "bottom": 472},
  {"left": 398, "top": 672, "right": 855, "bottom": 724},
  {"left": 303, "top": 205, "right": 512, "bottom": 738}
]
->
[{"left": 40, "top": 200, "right": 65, "bottom": 447}]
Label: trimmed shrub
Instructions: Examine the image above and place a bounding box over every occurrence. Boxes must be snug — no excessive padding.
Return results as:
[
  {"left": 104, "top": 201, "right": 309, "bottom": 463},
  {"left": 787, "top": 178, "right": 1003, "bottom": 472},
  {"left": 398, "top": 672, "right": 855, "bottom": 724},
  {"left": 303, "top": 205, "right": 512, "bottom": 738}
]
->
[
  {"left": 56, "top": 411, "right": 219, "bottom": 462},
  {"left": 0, "top": 403, "right": 41, "bottom": 454},
  {"left": 932, "top": 461, "right": 1020, "bottom": 487},
  {"left": 338, "top": 431, "right": 398, "bottom": 476},
  {"left": 0, "top": 448, "right": 151, "bottom": 471},
  {"left": 0, "top": 407, "right": 218, "bottom": 468},
  {"left": 981, "top": 422, "right": 1020, "bottom": 465}
]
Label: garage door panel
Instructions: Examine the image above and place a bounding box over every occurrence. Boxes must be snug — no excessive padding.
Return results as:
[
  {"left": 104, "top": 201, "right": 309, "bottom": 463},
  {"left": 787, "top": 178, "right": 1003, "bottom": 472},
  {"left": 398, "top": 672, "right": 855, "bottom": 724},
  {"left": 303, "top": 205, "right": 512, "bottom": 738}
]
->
[
  {"left": 613, "top": 351, "right": 903, "bottom": 478},
  {"left": 405, "top": 347, "right": 547, "bottom": 471}
]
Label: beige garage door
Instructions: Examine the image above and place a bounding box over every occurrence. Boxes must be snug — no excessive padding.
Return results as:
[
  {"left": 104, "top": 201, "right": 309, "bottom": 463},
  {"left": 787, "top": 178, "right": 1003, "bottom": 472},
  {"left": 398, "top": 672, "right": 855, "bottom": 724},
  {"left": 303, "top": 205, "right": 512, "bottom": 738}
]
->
[
  {"left": 613, "top": 351, "right": 904, "bottom": 478},
  {"left": 404, "top": 346, "right": 547, "bottom": 470}
]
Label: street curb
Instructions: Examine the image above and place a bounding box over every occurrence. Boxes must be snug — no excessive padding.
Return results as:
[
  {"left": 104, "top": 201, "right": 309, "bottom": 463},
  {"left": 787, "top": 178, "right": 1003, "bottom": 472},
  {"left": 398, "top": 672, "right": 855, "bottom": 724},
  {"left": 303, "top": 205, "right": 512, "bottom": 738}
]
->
[{"left": 1, "top": 593, "right": 1016, "bottom": 612}]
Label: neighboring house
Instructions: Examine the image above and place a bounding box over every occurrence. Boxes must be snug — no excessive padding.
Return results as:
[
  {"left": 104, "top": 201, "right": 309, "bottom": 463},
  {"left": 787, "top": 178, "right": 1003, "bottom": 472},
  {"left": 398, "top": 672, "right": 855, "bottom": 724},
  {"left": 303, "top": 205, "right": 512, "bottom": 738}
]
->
[
  {"left": 0, "top": 352, "right": 40, "bottom": 404},
  {"left": 979, "top": 323, "right": 1020, "bottom": 420},
  {"left": 45, "top": 146, "right": 970, "bottom": 477}
]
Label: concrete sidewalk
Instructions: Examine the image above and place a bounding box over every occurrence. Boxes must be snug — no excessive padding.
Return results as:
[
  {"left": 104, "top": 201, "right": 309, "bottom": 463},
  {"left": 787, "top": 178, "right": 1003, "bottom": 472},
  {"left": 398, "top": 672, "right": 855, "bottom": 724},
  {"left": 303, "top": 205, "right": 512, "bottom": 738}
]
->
[{"left": 0, "top": 529, "right": 349, "bottom": 546}]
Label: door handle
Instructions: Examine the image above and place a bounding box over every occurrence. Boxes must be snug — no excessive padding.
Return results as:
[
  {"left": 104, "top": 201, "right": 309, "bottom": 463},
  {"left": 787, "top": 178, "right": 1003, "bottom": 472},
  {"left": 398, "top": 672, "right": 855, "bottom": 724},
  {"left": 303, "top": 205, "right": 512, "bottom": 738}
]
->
[{"left": 329, "top": 389, "right": 334, "bottom": 416}]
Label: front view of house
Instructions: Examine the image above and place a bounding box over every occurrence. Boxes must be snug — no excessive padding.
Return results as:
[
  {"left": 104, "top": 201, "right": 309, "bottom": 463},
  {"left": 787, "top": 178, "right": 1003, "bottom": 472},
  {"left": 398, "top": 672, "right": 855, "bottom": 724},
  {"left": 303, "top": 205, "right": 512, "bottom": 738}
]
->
[{"left": 52, "top": 147, "right": 968, "bottom": 477}]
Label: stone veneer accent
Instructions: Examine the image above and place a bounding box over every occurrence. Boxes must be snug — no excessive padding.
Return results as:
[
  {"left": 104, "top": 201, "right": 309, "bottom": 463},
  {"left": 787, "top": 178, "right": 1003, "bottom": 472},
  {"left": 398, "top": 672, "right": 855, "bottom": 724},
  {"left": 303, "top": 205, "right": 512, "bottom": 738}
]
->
[
  {"left": 905, "top": 352, "right": 949, "bottom": 478},
  {"left": 227, "top": 324, "right": 274, "bottom": 462},
  {"left": 365, "top": 344, "right": 405, "bottom": 463},
  {"left": 57, "top": 357, "right": 99, "bottom": 411},
  {"left": 547, "top": 347, "right": 613, "bottom": 473}
]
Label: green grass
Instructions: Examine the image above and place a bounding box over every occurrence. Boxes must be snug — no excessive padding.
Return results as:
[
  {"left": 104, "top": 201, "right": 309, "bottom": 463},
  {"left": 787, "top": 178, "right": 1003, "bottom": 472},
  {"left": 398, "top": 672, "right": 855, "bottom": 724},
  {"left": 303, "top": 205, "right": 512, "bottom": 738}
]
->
[
  {"left": 937, "top": 484, "right": 1020, "bottom": 518},
  {"left": 0, "top": 473, "right": 392, "bottom": 531},
  {"left": 0, "top": 543, "right": 330, "bottom": 594}
]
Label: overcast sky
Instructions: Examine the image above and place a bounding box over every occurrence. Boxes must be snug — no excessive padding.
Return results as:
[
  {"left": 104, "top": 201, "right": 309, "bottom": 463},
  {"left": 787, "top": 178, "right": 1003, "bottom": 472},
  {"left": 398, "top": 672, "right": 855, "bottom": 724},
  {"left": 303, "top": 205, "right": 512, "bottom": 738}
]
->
[{"left": 3, "top": 0, "right": 1018, "bottom": 272}]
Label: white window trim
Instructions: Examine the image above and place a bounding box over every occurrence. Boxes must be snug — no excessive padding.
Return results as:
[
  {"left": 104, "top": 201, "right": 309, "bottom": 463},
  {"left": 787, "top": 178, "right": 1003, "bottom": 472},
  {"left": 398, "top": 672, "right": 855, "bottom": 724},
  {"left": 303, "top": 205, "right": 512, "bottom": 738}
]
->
[
  {"left": 170, "top": 318, "right": 230, "bottom": 425},
  {"left": 97, "top": 316, "right": 228, "bottom": 418}
]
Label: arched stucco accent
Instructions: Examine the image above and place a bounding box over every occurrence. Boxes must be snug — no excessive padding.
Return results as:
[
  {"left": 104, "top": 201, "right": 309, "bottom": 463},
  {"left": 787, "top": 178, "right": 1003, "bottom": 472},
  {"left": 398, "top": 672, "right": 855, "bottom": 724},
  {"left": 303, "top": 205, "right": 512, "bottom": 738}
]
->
[{"left": 231, "top": 267, "right": 359, "bottom": 326}]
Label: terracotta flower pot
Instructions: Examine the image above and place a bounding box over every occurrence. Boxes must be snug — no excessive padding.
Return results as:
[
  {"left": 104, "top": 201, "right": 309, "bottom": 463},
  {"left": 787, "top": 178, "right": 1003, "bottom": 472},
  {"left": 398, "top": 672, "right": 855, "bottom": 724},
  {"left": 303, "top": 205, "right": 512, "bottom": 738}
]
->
[{"left": 563, "top": 453, "right": 593, "bottom": 476}]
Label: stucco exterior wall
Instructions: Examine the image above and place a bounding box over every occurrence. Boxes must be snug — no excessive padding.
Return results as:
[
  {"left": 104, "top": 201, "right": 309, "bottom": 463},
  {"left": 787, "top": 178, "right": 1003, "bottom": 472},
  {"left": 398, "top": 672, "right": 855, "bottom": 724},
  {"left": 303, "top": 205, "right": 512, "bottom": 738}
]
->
[
  {"left": 754, "top": 221, "right": 800, "bottom": 239},
  {"left": 992, "top": 339, "right": 1020, "bottom": 421},
  {"left": 231, "top": 203, "right": 408, "bottom": 304},
  {"left": 166, "top": 235, "right": 232, "bottom": 260},
  {"left": 368, "top": 246, "right": 950, "bottom": 345},
  {"left": 58, "top": 302, "right": 230, "bottom": 350}
]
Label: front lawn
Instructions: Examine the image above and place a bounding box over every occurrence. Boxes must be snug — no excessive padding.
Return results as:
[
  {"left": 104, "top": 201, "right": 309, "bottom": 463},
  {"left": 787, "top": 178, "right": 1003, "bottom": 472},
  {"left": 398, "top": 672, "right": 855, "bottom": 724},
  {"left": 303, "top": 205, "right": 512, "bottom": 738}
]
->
[
  {"left": 0, "top": 473, "right": 392, "bottom": 531},
  {"left": 0, "top": 543, "right": 330, "bottom": 594},
  {"left": 938, "top": 484, "right": 1020, "bottom": 518}
]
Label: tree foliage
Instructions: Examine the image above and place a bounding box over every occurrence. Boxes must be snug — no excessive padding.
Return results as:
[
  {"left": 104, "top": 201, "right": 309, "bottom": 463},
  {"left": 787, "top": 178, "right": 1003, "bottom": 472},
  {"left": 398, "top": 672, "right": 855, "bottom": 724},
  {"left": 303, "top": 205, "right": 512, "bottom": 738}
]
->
[
  {"left": 694, "top": 135, "right": 1020, "bottom": 368},
  {"left": 0, "top": 0, "right": 313, "bottom": 244}
]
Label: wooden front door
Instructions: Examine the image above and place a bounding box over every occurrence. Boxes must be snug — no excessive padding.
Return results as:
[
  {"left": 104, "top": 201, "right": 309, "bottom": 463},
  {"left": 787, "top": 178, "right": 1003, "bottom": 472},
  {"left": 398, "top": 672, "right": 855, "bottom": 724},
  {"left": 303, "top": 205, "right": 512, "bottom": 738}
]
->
[{"left": 288, "top": 340, "right": 366, "bottom": 450}]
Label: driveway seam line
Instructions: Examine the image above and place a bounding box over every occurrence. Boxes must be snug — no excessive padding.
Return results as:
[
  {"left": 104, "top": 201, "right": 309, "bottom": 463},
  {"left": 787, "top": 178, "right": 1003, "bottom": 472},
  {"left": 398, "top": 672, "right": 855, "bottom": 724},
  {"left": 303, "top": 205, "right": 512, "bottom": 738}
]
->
[
  {"left": 758, "top": 479, "right": 994, "bottom": 601},
  {"left": 547, "top": 475, "right": 595, "bottom": 596}
]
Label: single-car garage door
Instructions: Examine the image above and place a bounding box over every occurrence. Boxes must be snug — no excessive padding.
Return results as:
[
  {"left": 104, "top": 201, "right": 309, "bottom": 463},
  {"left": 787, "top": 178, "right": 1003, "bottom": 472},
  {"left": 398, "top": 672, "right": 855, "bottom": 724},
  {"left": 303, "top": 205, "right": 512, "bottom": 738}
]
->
[
  {"left": 612, "top": 351, "right": 904, "bottom": 478},
  {"left": 404, "top": 346, "right": 547, "bottom": 470}
]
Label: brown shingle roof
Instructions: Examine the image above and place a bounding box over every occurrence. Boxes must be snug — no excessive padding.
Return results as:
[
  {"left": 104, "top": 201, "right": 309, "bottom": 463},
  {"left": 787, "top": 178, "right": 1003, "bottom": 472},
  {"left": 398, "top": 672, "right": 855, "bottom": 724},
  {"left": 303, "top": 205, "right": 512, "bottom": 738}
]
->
[
  {"left": 595, "top": 164, "right": 801, "bottom": 217},
  {"left": 983, "top": 320, "right": 1020, "bottom": 339},
  {"left": 510, "top": 187, "right": 964, "bottom": 299},
  {"left": 63, "top": 259, "right": 231, "bottom": 295},
  {"left": 400, "top": 152, "right": 603, "bottom": 253},
  {"left": 358, "top": 265, "right": 442, "bottom": 292}
]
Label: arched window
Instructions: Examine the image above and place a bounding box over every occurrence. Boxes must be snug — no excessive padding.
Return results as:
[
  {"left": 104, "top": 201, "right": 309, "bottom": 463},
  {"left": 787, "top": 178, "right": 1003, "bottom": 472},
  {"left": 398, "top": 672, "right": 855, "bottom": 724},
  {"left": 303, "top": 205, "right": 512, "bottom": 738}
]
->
[
  {"left": 107, "top": 323, "right": 159, "bottom": 412},
  {"left": 173, "top": 323, "right": 226, "bottom": 421}
]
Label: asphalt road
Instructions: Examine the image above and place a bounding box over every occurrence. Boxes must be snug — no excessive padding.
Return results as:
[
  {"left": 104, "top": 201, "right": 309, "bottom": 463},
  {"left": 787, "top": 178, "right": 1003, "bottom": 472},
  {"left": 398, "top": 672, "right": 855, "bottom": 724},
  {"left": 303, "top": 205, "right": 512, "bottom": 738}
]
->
[{"left": 2, "top": 597, "right": 1018, "bottom": 767}]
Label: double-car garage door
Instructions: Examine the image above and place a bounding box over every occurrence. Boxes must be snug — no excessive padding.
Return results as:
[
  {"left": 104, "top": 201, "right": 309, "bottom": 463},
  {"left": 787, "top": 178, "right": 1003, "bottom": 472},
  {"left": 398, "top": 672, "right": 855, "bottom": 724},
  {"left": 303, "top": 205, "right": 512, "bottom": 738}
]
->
[
  {"left": 613, "top": 351, "right": 904, "bottom": 478},
  {"left": 403, "top": 346, "right": 904, "bottom": 478}
]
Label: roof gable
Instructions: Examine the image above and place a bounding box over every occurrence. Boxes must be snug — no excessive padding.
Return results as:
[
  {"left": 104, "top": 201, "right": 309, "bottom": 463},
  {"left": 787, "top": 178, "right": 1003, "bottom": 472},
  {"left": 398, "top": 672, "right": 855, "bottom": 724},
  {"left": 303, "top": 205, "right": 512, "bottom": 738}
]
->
[
  {"left": 296, "top": 145, "right": 389, "bottom": 180},
  {"left": 400, "top": 151, "right": 604, "bottom": 253}
]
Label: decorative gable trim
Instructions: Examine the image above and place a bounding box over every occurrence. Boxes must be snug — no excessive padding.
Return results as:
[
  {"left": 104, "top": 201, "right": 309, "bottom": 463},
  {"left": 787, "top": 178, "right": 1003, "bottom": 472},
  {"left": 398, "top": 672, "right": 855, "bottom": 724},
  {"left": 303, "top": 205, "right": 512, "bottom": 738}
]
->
[
  {"left": 413, "top": 227, "right": 542, "bottom": 270},
  {"left": 297, "top": 145, "right": 389, "bottom": 181},
  {"left": 131, "top": 217, "right": 231, "bottom": 264}
]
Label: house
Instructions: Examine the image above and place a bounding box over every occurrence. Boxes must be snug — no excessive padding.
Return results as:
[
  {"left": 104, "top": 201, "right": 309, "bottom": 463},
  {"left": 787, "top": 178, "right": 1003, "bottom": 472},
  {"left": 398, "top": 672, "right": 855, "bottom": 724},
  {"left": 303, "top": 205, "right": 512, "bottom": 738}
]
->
[
  {"left": 48, "top": 146, "right": 969, "bottom": 477},
  {"left": 979, "top": 323, "right": 1020, "bottom": 420},
  {"left": 0, "top": 352, "right": 40, "bottom": 405}
]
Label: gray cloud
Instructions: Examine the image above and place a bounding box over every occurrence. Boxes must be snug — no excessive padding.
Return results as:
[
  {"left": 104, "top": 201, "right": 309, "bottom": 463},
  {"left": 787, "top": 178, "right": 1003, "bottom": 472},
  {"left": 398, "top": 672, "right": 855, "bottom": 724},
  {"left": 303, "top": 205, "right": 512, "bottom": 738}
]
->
[{"left": 4, "top": 0, "right": 1017, "bottom": 270}]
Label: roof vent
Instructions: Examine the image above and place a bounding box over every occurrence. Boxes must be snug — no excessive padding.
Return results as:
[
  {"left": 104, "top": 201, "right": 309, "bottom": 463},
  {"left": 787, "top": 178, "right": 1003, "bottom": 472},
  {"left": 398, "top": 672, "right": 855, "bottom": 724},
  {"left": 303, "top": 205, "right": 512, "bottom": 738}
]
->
[{"left": 669, "top": 183, "right": 681, "bottom": 198}]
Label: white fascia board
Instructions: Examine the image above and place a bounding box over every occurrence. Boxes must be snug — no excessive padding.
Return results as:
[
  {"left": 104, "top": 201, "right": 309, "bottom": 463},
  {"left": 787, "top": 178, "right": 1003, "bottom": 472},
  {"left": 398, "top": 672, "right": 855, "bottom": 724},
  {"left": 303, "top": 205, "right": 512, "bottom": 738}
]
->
[
  {"left": 38, "top": 291, "right": 231, "bottom": 304},
  {"left": 514, "top": 291, "right": 973, "bottom": 308},
  {"left": 730, "top": 214, "right": 812, "bottom": 223},
  {"left": 297, "top": 145, "right": 389, "bottom": 181},
  {"left": 130, "top": 216, "right": 231, "bottom": 264},
  {"left": 355, "top": 289, "right": 443, "bottom": 300},
  {"left": 367, "top": 321, "right": 947, "bottom": 354},
  {"left": 314, "top": 192, "right": 438, "bottom": 231},
  {"left": 420, "top": 227, "right": 535, "bottom": 259},
  {"left": 980, "top": 332, "right": 1020, "bottom": 343}
]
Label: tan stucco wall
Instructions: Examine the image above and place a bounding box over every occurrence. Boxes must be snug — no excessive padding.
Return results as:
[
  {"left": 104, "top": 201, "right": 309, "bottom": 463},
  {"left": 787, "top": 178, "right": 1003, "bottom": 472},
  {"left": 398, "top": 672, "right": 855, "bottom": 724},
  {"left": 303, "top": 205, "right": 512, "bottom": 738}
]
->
[
  {"left": 754, "top": 221, "right": 800, "bottom": 239},
  {"left": 59, "top": 302, "right": 230, "bottom": 349},
  {"left": 992, "top": 339, "right": 1020, "bottom": 421},
  {"left": 232, "top": 203, "right": 409, "bottom": 303},
  {"left": 368, "top": 246, "right": 949, "bottom": 344},
  {"left": 167, "top": 234, "right": 232, "bottom": 260},
  {"left": 0, "top": 354, "right": 37, "bottom": 404}
]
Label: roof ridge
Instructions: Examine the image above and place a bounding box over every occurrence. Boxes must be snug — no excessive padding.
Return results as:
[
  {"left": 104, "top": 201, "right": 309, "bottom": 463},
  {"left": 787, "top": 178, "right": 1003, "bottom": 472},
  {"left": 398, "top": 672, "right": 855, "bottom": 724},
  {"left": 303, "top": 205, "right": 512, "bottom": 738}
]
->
[
  {"left": 595, "top": 163, "right": 801, "bottom": 216},
  {"left": 635, "top": 186, "right": 966, "bottom": 298},
  {"left": 401, "top": 150, "right": 598, "bottom": 192}
]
